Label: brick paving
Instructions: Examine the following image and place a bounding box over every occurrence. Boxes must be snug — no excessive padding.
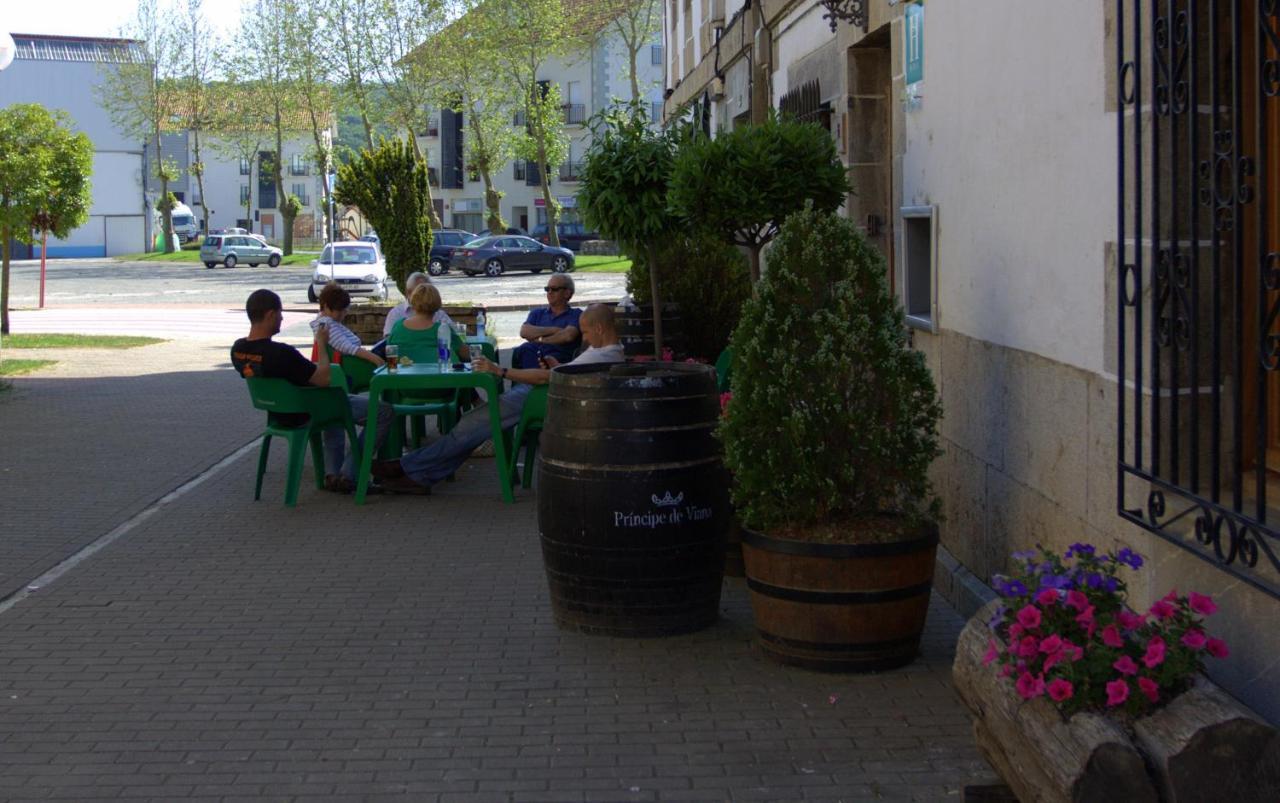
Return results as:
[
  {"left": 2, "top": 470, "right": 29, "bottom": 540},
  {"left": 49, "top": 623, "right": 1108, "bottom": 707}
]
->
[{"left": 0, "top": 346, "right": 996, "bottom": 801}]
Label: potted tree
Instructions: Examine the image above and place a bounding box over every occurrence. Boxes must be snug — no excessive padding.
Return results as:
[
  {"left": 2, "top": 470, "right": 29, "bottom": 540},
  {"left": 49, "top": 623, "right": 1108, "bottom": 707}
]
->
[{"left": 719, "top": 205, "right": 943, "bottom": 671}]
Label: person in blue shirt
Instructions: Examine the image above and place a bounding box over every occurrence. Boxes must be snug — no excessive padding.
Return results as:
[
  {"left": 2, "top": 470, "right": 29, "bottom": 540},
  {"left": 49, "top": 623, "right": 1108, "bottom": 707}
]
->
[{"left": 512, "top": 274, "right": 581, "bottom": 368}]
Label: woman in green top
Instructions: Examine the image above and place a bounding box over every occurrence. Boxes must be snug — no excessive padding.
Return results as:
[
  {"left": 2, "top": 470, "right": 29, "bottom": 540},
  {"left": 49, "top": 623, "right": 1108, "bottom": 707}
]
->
[{"left": 388, "top": 282, "right": 470, "bottom": 362}]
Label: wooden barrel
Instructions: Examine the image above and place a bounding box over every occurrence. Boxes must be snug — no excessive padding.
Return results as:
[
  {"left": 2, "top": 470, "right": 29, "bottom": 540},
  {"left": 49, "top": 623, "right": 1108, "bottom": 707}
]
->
[
  {"left": 741, "top": 521, "right": 938, "bottom": 671},
  {"left": 537, "top": 361, "right": 728, "bottom": 637},
  {"left": 616, "top": 303, "right": 684, "bottom": 356}
]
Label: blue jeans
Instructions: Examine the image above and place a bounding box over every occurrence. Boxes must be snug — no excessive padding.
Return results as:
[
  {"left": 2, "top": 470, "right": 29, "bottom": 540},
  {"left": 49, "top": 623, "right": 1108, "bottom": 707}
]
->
[
  {"left": 324, "top": 394, "right": 393, "bottom": 480},
  {"left": 400, "top": 384, "right": 531, "bottom": 486}
]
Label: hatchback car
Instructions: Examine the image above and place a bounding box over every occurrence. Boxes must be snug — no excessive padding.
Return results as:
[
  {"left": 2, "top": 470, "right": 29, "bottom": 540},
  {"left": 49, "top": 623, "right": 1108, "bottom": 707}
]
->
[
  {"left": 427, "top": 229, "right": 475, "bottom": 276},
  {"left": 529, "top": 222, "right": 599, "bottom": 252},
  {"left": 200, "top": 234, "right": 283, "bottom": 268},
  {"left": 309, "top": 241, "right": 389, "bottom": 302},
  {"left": 454, "top": 236, "right": 574, "bottom": 277}
]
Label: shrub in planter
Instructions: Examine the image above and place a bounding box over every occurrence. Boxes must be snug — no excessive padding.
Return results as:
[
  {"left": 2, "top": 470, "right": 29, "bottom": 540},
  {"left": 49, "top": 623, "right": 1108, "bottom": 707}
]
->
[
  {"left": 720, "top": 205, "right": 942, "bottom": 671},
  {"left": 624, "top": 232, "right": 750, "bottom": 361}
]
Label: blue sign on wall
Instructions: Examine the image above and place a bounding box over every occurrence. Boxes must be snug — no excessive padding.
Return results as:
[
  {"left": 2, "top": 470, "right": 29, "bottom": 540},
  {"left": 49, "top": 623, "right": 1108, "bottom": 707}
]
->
[{"left": 905, "top": 3, "right": 924, "bottom": 85}]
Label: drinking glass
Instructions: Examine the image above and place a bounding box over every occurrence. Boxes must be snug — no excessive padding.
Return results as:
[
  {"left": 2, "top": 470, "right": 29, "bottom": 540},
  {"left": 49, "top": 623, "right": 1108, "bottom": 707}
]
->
[{"left": 386, "top": 344, "right": 399, "bottom": 372}]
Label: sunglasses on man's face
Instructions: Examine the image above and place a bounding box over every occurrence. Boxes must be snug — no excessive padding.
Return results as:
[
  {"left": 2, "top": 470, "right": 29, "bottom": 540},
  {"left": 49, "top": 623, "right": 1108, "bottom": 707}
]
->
[{"left": 544, "top": 286, "right": 569, "bottom": 292}]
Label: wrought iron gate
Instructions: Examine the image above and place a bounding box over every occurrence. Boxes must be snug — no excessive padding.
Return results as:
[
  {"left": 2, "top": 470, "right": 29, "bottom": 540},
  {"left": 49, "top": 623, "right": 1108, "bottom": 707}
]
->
[{"left": 1117, "top": 0, "right": 1280, "bottom": 598}]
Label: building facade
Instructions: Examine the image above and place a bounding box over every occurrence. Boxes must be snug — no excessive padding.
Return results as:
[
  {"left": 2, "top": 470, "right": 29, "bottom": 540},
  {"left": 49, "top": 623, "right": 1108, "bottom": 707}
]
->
[
  {"left": 665, "top": 0, "right": 1280, "bottom": 724},
  {"left": 1, "top": 34, "right": 148, "bottom": 257},
  {"left": 420, "top": 12, "right": 664, "bottom": 234}
]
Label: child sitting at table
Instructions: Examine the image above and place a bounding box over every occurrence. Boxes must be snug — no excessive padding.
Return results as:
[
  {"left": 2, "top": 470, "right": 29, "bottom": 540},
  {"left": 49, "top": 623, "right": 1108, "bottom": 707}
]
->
[{"left": 311, "top": 282, "right": 385, "bottom": 369}]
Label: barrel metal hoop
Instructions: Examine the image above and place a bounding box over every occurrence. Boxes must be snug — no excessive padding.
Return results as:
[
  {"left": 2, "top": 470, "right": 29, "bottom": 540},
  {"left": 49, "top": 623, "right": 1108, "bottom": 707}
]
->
[
  {"left": 741, "top": 526, "right": 940, "bottom": 558},
  {"left": 756, "top": 630, "right": 922, "bottom": 653},
  {"left": 746, "top": 578, "right": 934, "bottom": 605},
  {"left": 539, "top": 456, "right": 724, "bottom": 472}
]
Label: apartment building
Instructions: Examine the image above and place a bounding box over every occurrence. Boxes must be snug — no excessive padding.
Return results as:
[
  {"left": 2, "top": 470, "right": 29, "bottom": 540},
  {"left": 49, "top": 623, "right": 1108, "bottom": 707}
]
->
[
  {"left": 0, "top": 33, "right": 148, "bottom": 257},
  {"left": 420, "top": 6, "right": 664, "bottom": 234},
  {"left": 664, "top": 0, "right": 1280, "bottom": 725}
]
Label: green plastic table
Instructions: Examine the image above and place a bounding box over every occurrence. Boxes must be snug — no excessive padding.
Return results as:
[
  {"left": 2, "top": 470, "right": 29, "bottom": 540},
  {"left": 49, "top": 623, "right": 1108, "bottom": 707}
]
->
[{"left": 355, "top": 363, "right": 513, "bottom": 505}]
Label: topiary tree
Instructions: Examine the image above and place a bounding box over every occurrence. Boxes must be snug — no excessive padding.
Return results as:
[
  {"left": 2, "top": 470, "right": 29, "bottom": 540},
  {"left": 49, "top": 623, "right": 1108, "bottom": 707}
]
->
[
  {"left": 625, "top": 231, "right": 750, "bottom": 361},
  {"left": 719, "top": 205, "right": 942, "bottom": 536},
  {"left": 334, "top": 138, "right": 432, "bottom": 295},
  {"left": 668, "top": 111, "right": 850, "bottom": 289},
  {"left": 578, "top": 101, "right": 681, "bottom": 355}
]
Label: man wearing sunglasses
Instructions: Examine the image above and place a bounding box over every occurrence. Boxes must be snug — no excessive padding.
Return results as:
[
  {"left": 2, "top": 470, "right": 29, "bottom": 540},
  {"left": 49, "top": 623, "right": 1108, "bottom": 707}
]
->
[{"left": 512, "top": 275, "right": 581, "bottom": 369}]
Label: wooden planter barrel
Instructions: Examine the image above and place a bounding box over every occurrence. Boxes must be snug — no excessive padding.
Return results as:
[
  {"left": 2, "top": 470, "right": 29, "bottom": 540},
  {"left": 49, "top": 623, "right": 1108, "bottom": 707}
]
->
[
  {"left": 536, "top": 361, "right": 728, "bottom": 637},
  {"left": 741, "top": 521, "right": 938, "bottom": 672},
  {"left": 615, "top": 303, "right": 684, "bottom": 357}
]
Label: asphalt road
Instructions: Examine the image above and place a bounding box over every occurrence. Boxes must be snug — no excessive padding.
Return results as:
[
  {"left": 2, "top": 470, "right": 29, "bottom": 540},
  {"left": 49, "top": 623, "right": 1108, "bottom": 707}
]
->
[{"left": 4, "top": 258, "right": 627, "bottom": 310}]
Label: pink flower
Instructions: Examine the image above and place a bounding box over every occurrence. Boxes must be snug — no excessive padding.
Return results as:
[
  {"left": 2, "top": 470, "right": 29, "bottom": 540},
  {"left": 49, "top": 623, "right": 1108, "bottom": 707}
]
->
[
  {"left": 1038, "top": 635, "right": 1063, "bottom": 655},
  {"left": 1137, "top": 676, "right": 1160, "bottom": 703},
  {"left": 1066, "top": 641, "right": 1085, "bottom": 662},
  {"left": 982, "top": 639, "right": 1000, "bottom": 666},
  {"left": 1016, "top": 672, "right": 1046, "bottom": 699},
  {"left": 1035, "top": 589, "right": 1058, "bottom": 607},
  {"left": 1150, "top": 600, "right": 1177, "bottom": 620},
  {"left": 1047, "top": 678, "right": 1075, "bottom": 702},
  {"left": 1017, "top": 636, "right": 1040, "bottom": 659},
  {"left": 1113, "top": 655, "right": 1140, "bottom": 676},
  {"left": 1008, "top": 623, "right": 1025, "bottom": 640},
  {"left": 1101, "top": 624, "right": 1125, "bottom": 648},
  {"left": 1075, "top": 605, "right": 1095, "bottom": 626},
  {"left": 1106, "top": 678, "right": 1131, "bottom": 707},
  {"left": 1143, "top": 636, "right": 1167, "bottom": 669},
  {"left": 1016, "top": 605, "right": 1042, "bottom": 630},
  {"left": 1206, "top": 637, "right": 1230, "bottom": 658},
  {"left": 1180, "top": 629, "right": 1207, "bottom": 650},
  {"left": 661, "top": 347, "right": 674, "bottom": 361},
  {"left": 1118, "top": 610, "right": 1146, "bottom": 630},
  {"left": 1066, "top": 590, "right": 1090, "bottom": 612},
  {"left": 1000, "top": 664, "right": 1014, "bottom": 677},
  {"left": 1188, "top": 592, "right": 1218, "bottom": 616},
  {"left": 1162, "top": 588, "right": 1181, "bottom": 603}
]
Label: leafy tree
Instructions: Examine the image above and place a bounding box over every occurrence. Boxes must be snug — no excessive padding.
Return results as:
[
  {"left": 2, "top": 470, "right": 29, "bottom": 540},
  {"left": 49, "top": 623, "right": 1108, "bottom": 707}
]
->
[
  {"left": 578, "top": 102, "right": 678, "bottom": 354},
  {"left": 668, "top": 111, "right": 850, "bottom": 288},
  {"left": 595, "top": 0, "right": 662, "bottom": 103},
  {"left": 97, "top": 0, "right": 181, "bottom": 253},
  {"left": 239, "top": 0, "right": 305, "bottom": 254},
  {"left": 414, "top": 13, "right": 520, "bottom": 234},
  {"left": 284, "top": 0, "right": 338, "bottom": 240},
  {"left": 0, "top": 105, "right": 94, "bottom": 335},
  {"left": 324, "top": 0, "right": 381, "bottom": 150},
  {"left": 334, "top": 138, "right": 432, "bottom": 293},
  {"left": 369, "top": 0, "right": 449, "bottom": 228},
  {"left": 172, "top": 0, "right": 217, "bottom": 238},
  {"left": 489, "top": 0, "right": 576, "bottom": 247},
  {"left": 208, "top": 84, "right": 268, "bottom": 227},
  {"left": 719, "top": 206, "right": 942, "bottom": 534}
]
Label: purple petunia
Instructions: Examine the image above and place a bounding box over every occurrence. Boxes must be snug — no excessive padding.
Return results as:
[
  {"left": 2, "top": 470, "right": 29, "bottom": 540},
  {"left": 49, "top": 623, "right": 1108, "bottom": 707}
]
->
[
  {"left": 1116, "top": 547, "right": 1144, "bottom": 569},
  {"left": 1039, "top": 574, "right": 1073, "bottom": 591},
  {"left": 1066, "top": 543, "right": 1096, "bottom": 559}
]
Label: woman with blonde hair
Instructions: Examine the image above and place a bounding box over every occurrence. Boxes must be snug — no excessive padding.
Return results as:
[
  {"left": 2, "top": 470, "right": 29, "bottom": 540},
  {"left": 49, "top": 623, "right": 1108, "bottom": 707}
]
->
[{"left": 386, "top": 282, "right": 469, "bottom": 360}]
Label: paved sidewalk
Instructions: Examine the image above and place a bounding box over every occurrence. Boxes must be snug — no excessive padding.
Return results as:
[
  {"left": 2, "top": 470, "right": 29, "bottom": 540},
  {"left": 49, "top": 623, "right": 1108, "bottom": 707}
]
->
[{"left": 0, "top": 352, "right": 996, "bottom": 802}]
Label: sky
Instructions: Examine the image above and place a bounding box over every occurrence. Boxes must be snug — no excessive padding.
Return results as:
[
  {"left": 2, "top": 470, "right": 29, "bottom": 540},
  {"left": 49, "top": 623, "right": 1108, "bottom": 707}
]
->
[{"left": 5, "top": 0, "right": 243, "bottom": 39}]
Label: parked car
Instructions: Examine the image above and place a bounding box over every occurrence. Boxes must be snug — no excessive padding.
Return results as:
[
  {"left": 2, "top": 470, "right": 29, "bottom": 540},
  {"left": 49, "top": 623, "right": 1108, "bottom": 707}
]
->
[
  {"left": 529, "top": 222, "right": 599, "bottom": 252},
  {"left": 309, "top": 241, "right": 389, "bottom": 302},
  {"left": 211, "top": 227, "right": 249, "bottom": 236},
  {"left": 200, "top": 233, "right": 283, "bottom": 268},
  {"left": 427, "top": 229, "right": 475, "bottom": 276},
  {"left": 360, "top": 231, "right": 380, "bottom": 244},
  {"left": 476, "top": 226, "right": 526, "bottom": 237},
  {"left": 453, "top": 235, "right": 574, "bottom": 277}
]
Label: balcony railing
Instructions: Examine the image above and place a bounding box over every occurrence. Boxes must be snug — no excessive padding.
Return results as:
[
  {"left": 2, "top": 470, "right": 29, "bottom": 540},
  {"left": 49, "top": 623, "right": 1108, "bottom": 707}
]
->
[
  {"left": 289, "top": 163, "right": 309, "bottom": 176},
  {"left": 558, "top": 161, "right": 584, "bottom": 182},
  {"left": 562, "top": 104, "right": 586, "bottom": 125}
]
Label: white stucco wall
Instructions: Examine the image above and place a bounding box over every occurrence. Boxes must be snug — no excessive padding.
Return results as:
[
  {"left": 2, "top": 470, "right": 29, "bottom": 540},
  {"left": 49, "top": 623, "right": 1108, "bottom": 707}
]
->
[
  {"left": 901, "top": 0, "right": 1114, "bottom": 375},
  {"left": 770, "top": 1, "right": 836, "bottom": 106}
]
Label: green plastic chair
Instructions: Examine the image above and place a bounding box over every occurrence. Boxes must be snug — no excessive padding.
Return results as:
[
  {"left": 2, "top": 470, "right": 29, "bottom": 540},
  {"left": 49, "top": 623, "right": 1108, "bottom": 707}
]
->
[
  {"left": 245, "top": 365, "right": 358, "bottom": 507},
  {"left": 715, "top": 347, "right": 734, "bottom": 393},
  {"left": 383, "top": 343, "right": 462, "bottom": 453},
  {"left": 324, "top": 344, "right": 376, "bottom": 394},
  {"left": 508, "top": 384, "right": 549, "bottom": 489}
]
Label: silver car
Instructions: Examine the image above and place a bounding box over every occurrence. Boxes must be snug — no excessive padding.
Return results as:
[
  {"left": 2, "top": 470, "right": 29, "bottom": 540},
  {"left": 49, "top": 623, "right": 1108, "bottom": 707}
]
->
[{"left": 200, "top": 234, "right": 283, "bottom": 269}]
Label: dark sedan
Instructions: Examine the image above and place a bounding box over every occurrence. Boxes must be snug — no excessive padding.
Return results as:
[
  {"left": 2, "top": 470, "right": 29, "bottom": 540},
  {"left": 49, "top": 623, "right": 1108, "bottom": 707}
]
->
[
  {"left": 454, "top": 235, "right": 574, "bottom": 277},
  {"left": 426, "top": 228, "right": 474, "bottom": 276}
]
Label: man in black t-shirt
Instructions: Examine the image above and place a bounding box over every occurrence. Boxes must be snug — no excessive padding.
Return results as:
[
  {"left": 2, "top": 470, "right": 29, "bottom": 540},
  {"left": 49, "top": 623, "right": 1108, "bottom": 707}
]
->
[{"left": 233, "top": 289, "right": 390, "bottom": 493}]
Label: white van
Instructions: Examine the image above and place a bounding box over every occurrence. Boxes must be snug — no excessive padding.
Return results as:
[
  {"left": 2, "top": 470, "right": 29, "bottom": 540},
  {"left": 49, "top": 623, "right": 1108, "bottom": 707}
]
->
[{"left": 169, "top": 203, "right": 199, "bottom": 243}]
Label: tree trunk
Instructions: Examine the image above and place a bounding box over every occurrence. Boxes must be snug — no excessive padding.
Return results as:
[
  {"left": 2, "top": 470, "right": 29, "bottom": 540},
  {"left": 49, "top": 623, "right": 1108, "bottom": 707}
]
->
[
  {"left": 1, "top": 228, "right": 11, "bottom": 335},
  {"left": 1132, "top": 682, "right": 1280, "bottom": 803},
  {"left": 748, "top": 245, "right": 762, "bottom": 289},
  {"left": 272, "top": 114, "right": 293, "bottom": 256},
  {"left": 193, "top": 129, "right": 209, "bottom": 237},
  {"left": 537, "top": 142, "right": 559, "bottom": 248},
  {"left": 629, "top": 42, "right": 640, "bottom": 103},
  {"left": 953, "top": 601, "right": 1159, "bottom": 803},
  {"left": 647, "top": 243, "right": 664, "bottom": 358},
  {"left": 407, "top": 130, "right": 443, "bottom": 229},
  {"left": 471, "top": 117, "right": 505, "bottom": 233},
  {"left": 361, "top": 110, "right": 374, "bottom": 151}
]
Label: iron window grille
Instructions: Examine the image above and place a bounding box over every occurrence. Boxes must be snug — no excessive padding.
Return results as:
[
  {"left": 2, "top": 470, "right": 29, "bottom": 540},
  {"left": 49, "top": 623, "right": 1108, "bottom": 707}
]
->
[
  {"left": 1116, "top": 0, "right": 1280, "bottom": 598},
  {"left": 290, "top": 155, "right": 308, "bottom": 176},
  {"left": 779, "top": 79, "right": 833, "bottom": 132},
  {"left": 563, "top": 104, "right": 587, "bottom": 125},
  {"left": 558, "top": 161, "right": 584, "bottom": 182}
]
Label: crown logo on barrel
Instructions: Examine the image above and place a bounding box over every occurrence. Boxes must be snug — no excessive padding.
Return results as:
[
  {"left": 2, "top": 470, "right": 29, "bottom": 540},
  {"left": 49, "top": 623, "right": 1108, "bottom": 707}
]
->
[{"left": 651, "top": 491, "right": 684, "bottom": 508}]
